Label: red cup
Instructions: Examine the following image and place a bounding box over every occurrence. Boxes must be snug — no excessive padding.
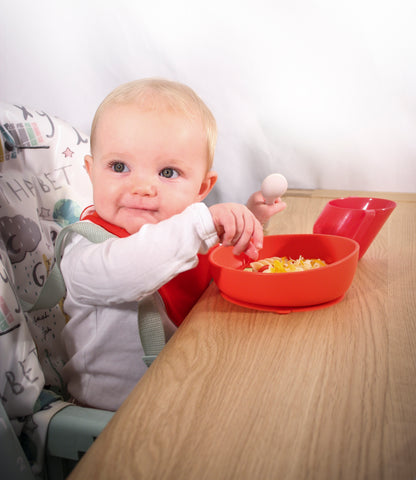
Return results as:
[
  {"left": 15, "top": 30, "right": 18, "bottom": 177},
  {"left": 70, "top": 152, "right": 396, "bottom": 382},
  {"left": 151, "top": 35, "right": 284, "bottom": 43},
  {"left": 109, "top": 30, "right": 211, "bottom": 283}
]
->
[{"left": 313, "top": 197, "right": 396, "bottom": 258}]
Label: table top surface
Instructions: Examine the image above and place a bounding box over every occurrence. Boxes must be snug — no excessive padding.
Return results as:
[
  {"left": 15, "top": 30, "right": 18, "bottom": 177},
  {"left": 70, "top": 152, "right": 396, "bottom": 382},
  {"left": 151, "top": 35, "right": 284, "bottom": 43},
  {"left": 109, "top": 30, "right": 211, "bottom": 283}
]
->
[{"left": 69, "top": 189, "right": 416, "bottom": 480}]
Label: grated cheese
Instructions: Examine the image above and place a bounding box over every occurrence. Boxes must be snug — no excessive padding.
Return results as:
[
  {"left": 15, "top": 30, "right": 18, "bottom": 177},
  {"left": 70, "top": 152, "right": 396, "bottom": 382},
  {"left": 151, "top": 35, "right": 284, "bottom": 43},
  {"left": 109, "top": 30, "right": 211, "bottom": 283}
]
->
[{"left": 244, "top": 255, "right": 327, "bottom": 273}]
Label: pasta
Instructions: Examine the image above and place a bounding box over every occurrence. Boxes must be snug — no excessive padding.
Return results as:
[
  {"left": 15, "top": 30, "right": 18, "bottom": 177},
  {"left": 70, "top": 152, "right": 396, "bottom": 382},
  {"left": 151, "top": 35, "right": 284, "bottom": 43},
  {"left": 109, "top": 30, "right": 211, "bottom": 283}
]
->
[{"left": 244, "top": 255, "right": 327, "bottom": 273}]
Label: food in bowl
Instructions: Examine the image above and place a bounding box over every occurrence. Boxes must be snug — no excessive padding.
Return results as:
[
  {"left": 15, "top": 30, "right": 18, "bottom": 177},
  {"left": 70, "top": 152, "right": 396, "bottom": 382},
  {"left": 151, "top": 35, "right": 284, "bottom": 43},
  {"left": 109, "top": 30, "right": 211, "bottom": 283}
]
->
[
  {"left": 209, "top": 234, "right": 359, "bottom": 309},
  {"left": 245, "top": 255, "right": 327, "bottom": 273}
]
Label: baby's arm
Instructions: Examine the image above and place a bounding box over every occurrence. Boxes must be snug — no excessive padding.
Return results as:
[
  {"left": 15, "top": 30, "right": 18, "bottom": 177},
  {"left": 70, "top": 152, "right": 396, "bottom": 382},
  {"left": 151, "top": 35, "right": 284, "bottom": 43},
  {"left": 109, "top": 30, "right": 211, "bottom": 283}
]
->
[
  {"left": 62, "top": 202, "right": 263, "bottom": 307},
  {"left": 209, "top": 203, "right": 263, "bottom": 259},
  {"left": 61, "top": 203, "right": 218, "bottom": 306}
]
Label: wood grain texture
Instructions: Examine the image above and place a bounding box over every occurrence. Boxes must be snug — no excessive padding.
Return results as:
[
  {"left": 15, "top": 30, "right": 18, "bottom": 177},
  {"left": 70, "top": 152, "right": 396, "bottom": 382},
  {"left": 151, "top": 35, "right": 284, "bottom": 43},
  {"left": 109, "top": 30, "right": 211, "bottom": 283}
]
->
[{"left": 69, "top": 190, "right": 416, "bottom": 480}]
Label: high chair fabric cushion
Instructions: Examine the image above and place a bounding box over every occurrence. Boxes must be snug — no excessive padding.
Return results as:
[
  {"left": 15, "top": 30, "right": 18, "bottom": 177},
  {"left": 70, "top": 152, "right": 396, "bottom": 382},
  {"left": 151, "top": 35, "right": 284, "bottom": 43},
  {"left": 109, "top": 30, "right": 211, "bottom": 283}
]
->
[{"left": 0, "top": 102, "right": 93, "bottom": 420}]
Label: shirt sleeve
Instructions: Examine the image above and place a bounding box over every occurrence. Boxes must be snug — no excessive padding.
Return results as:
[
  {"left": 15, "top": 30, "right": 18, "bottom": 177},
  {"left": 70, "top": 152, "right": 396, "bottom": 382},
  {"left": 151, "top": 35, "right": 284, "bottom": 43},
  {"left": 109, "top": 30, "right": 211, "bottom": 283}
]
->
[{"left": 60, "top": 202, "right": 218, "bottom": 306}]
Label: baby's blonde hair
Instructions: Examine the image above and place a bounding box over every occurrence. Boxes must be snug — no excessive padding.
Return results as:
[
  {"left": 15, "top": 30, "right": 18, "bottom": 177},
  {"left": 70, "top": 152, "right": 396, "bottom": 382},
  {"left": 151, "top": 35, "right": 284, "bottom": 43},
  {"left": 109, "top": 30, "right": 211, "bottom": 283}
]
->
[{"left": 90, "top": 78, "right": 217, "bottom": 169}]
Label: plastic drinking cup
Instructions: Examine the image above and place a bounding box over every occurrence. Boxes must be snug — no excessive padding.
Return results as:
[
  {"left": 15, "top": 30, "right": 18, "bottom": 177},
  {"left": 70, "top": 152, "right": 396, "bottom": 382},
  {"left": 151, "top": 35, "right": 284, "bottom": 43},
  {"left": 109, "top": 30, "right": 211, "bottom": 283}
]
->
[{"left": 313, "top": 197, "right": 396, "bottom": 258}]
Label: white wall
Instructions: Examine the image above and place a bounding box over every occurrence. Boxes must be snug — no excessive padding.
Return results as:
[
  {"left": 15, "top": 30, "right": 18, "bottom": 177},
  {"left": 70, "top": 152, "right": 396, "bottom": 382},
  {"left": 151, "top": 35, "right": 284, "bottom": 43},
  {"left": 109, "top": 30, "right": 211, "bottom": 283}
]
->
[{"left": 1, "top": 0, "right": 415, "bottom": 203}]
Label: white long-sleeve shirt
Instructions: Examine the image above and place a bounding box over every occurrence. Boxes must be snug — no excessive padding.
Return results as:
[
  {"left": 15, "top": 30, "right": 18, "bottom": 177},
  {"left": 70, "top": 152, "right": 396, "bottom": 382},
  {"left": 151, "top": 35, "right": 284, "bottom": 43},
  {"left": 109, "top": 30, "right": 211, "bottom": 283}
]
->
[{"left": 60, "top": 203, "right": 218, "bottom": 410}]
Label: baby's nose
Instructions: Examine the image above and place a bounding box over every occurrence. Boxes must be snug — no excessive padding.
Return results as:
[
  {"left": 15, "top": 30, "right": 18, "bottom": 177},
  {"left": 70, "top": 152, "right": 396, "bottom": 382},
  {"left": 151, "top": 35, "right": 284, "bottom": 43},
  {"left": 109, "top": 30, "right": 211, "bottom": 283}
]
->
[{"left": 131, "top": 177, "right": 157, "bottom": 196}]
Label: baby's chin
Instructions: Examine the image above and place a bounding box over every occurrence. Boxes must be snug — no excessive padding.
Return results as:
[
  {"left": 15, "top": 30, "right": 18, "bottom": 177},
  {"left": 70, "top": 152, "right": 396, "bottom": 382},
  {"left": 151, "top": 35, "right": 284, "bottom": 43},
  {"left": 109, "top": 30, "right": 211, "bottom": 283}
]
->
[{"left": 118, "top": 211, "right": 160, "bottom": 234}]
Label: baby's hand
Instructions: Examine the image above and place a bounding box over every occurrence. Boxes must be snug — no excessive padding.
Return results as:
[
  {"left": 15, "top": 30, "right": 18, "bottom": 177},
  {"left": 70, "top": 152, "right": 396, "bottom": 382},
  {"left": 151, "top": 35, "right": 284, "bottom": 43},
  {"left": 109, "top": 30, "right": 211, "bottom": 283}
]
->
[
  {"left": 208, "top": 203, "right": 263, "bottom": 259},
  {"left": 246, "top": 191, "right": 287, "bottom": 225}
]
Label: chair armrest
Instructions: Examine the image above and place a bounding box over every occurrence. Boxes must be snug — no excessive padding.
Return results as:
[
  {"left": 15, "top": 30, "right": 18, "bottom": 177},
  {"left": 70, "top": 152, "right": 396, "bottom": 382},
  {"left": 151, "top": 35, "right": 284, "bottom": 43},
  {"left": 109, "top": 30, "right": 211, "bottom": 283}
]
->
[{"left": 46, "top": 405, "right": 114, "bottom": 461}]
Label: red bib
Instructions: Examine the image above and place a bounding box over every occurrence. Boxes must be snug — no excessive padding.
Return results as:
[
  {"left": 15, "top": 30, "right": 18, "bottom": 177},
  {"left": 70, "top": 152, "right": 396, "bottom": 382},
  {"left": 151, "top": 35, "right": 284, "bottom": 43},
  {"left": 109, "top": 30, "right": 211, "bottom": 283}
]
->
[{"left": 80, "top": 207, "right": 212, "bottom": 326}]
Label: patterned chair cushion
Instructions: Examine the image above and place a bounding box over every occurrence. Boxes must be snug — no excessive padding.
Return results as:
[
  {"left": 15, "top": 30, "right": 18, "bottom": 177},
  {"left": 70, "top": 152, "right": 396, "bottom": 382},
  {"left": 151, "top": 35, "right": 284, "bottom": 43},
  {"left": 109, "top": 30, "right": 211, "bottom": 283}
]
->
[{"left": 0, "top": 102, "right": 92, "bottom": 418}]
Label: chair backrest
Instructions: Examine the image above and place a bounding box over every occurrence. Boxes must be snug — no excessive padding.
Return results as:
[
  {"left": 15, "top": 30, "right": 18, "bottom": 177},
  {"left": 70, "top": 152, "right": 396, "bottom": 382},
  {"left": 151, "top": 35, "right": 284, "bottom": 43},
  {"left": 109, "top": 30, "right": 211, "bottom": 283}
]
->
[{"left": 0, "top": 102, "right": 92, "bottom": 421}]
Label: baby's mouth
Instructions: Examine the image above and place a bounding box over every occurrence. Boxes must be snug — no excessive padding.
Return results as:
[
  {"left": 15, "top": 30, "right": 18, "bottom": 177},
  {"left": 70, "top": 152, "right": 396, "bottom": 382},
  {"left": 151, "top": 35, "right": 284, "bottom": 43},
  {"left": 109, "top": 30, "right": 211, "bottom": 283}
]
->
[{"left": 123, "top": 203, "right": 158, "bottom": 212}]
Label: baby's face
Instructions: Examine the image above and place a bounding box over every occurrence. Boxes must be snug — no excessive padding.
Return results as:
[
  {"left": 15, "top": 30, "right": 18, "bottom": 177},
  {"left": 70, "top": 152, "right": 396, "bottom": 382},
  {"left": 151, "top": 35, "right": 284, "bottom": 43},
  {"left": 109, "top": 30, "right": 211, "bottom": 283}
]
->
[{"left": 85, "top": 103, "right": 216, "bottom": 234}]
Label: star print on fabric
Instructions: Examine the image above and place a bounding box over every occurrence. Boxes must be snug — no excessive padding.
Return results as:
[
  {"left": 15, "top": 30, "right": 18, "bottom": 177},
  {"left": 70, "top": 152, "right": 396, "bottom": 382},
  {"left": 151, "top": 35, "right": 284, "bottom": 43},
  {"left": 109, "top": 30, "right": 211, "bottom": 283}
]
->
[
  {"left": 38, "top": 207, "right": 50, "bottom": 218},
  {"left": 62, "top": 147, "right": 74, "bottom": 158}
]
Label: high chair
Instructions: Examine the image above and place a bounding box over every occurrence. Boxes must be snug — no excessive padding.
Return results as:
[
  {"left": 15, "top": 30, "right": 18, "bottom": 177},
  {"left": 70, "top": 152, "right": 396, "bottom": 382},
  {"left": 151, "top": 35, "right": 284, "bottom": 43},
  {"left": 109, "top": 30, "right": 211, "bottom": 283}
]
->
[{"left": 0, "top": 102, "right": 114, "bottom": 479}]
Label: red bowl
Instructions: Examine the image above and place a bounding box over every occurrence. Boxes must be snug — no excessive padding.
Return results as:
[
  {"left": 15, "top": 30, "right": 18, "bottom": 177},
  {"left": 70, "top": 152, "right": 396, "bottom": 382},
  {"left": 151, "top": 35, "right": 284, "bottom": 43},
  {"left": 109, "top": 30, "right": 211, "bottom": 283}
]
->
[{"left": 209, "top": 234, "right": 359, "bottom": 309}]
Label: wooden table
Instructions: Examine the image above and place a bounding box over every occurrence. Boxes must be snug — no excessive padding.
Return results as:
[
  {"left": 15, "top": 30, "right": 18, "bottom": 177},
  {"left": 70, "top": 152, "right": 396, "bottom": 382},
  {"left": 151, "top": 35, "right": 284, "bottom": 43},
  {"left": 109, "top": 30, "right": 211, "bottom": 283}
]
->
[{"left": 69, "top": 190, "right": 416, "bottom": 480}]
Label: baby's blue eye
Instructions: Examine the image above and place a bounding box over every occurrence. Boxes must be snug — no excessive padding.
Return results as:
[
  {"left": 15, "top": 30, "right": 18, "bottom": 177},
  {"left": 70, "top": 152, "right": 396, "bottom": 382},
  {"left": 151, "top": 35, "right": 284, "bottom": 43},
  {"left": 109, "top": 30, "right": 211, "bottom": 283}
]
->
[
  {"left": 159, "top": 168, "right": 179, "bottom": 179},
  {"left": 111, "top": 162, "right": 128, "bottom": 173}
]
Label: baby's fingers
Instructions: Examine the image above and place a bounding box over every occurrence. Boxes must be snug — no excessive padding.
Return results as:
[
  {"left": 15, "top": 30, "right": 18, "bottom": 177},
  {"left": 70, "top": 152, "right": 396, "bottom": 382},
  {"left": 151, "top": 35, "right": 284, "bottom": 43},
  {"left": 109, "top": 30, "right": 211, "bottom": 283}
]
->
[
  {"left": 232, "top": 213, "right": 263, "bottom": 258},
  {"left": 251, "top": 216, "right": 264, "bottom": 252},
  {"left": 221, "top": 209, "right": 243, "bottom": 247},
  {"left": 209, "top": 203, "right": 263, "bottom": 259}
]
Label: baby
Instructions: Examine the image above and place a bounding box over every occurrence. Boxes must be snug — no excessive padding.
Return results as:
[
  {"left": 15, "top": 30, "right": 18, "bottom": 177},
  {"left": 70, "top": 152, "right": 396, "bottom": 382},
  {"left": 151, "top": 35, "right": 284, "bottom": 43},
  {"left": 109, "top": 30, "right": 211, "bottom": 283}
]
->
[{"left": 60, "top": 78, "right": 286, "bottom": 410}]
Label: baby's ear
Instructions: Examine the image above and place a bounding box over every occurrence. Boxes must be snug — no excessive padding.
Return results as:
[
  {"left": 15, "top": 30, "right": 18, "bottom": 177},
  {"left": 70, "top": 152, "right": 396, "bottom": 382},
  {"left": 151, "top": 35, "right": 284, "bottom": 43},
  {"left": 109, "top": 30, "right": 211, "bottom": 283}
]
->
[
  {"left": 84, "top": 155, "right": 93, "bottom": 177},
  {"left": 197, "top": 170, "right": 218, "bottom": 201}
]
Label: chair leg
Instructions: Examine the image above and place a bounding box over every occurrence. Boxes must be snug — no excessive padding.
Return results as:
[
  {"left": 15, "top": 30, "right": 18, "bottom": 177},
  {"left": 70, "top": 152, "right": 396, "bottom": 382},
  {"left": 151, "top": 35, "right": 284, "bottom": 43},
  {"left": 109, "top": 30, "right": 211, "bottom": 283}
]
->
[{"left": 0, "top": 401, "right": 36, "bottom": 480}]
